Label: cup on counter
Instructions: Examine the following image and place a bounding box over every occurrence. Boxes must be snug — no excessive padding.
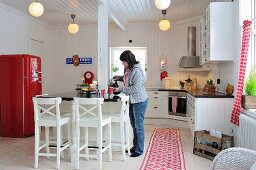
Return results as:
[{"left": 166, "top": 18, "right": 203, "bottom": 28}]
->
[
  {"left": 100, "top": 89, "right": 105, "bottom": 98},
  {"left": 108, "top": 87, "right": 114, "bottom": 99},
  {"left": 108, "top": 87, "right": 113, "bottom": 94}
]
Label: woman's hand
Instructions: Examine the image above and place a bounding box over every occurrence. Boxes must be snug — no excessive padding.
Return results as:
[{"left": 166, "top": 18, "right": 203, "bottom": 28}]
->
[
  {"left": 113, "top": 87, "right": 119, "bottom": 92},
  {"left": 113, "top": 76, "right": 118, "bottom": 81}
]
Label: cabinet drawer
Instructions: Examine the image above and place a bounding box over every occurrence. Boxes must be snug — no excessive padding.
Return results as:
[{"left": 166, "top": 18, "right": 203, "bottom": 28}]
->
[
  {"left": 148, "top": 97, "right": 167, "bottom": 106},
  {"left": 146, "top": 105, "right": 168, "bottom": 118},
  {"left": 147, "top": 91, "right": 168, "bottom": 97}
]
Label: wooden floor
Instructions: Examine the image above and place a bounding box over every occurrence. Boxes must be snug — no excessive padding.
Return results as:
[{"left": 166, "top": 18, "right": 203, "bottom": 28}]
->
[{"left": 0, "top": 123, "right": 212, "bottom": 170}]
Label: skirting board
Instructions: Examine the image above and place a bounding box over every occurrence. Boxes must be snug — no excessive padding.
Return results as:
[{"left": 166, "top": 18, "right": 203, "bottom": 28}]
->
[{"left": 144, "top": 118, "right": 188, "bottom": 128}]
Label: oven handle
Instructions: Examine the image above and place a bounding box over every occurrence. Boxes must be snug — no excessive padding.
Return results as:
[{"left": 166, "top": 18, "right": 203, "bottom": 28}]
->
[{"left": 169, "top": 96, "right": 186, "bottom": 99}]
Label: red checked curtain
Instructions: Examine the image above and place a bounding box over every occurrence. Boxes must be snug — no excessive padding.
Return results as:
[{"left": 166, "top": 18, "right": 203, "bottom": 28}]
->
[{"left": 231, "top": 20, "right": 252, "bottom": 126}]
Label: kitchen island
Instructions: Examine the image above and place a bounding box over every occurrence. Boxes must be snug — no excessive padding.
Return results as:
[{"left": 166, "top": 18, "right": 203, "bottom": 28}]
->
[{"left": 40, "top": 91, "right": 132, "bottom": 155}]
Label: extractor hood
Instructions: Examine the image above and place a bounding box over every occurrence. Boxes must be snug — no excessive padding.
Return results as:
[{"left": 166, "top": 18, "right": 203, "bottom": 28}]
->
[{"left": 178, "top": 27, "right": 202, "bottom": 68}]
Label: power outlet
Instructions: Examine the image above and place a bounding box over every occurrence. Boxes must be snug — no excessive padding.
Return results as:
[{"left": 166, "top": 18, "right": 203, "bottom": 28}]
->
[{"left": 217, "top": 79, "right": 220, "bottom": 84}]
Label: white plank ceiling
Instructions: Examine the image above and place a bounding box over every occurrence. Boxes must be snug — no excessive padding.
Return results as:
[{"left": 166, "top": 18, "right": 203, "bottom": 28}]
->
[{"left": 0, "top": 0, "right": 230, "bottom": 27}]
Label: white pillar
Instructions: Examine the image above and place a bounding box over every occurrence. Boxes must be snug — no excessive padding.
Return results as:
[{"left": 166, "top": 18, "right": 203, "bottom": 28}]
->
[{"left": 97, "top": 0, "right": 108, "bottom": 90}]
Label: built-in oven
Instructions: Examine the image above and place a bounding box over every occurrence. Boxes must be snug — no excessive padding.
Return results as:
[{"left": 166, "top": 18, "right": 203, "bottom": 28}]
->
[{"left": 168, "top": 91, "right": 187, "bottom": 117}]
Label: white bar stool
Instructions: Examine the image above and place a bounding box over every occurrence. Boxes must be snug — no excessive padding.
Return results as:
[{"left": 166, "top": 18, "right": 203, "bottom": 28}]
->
[
  {"left": 73, "top": 97, "right": 112, "bottom": 169},
  {"left": 104, "top": 95, "right": 131, "bottom": 161},
  {"left": 32, "top": 97, "right": 71, "bottom": 169}
]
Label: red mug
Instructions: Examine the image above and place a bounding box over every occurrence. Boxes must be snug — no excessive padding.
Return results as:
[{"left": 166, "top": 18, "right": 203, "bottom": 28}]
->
[
  {"left": 100, "top": 89, "right": 105, "bottom": 98},
  {"left": 108, "top": 87, "right": 113, "bottom": 94}
]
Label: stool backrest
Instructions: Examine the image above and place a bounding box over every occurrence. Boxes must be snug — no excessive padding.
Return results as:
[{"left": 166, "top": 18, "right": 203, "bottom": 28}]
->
[
  {"left": 73, "top": 97, "right": 104, "bottom": 124},
  {"left": 120, "top": 96, "right": 129, "bottom": 121},
  {"left": 32, "top": 97, "right": 62, "bottom": 122}
]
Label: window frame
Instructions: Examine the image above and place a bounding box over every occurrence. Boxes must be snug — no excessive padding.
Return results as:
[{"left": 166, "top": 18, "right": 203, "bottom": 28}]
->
[{"left": 109, "top": 47, "right": 148, "bottom": 80}]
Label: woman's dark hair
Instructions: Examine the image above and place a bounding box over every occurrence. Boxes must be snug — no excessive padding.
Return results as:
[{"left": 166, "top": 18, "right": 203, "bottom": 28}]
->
[{"left": 120, "top": 50, "right": 139, "bottom": 70}]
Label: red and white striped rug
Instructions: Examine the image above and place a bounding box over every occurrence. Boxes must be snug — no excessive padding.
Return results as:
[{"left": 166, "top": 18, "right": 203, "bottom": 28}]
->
[{"left": 140, "top": 128, "right": 186, "bottom": 170}]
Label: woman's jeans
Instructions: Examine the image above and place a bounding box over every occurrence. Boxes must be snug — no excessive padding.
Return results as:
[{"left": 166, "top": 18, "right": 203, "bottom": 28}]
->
[{"left": 129, "top": 99, "right": 148, "bottom": 154}]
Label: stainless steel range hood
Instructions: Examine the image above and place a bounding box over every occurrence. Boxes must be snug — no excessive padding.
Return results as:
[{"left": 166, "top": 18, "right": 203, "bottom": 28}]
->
[{"left": 178, "top": 27, "right": 202, "bottom": 68}]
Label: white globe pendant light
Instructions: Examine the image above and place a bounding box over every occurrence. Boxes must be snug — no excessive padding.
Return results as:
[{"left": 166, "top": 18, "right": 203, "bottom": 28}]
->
[
  {"left": 68, "top": 14, "right": 79, "bottom": 34},
  {"left": 29, "top": 0, "right": 44, "bottom": 17},
  {"left": 159, "top": 10, "right": 170, "bottom": 31},
  {"left": 159, "top": 19, "right": 170, "bottom": 31},
  {"left": 155, "top": 0, "right": 171, "bottom": 10}
]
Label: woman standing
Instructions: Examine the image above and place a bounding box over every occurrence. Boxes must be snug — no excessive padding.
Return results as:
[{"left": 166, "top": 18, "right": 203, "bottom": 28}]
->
[{"left": 113, "top": 50, "right": 148, "bottom": 157}]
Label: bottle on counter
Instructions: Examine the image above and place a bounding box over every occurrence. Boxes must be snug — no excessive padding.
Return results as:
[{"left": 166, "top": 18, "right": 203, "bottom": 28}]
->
[{"left": 192, "top": 78, "right": 198, "bottom": 90}]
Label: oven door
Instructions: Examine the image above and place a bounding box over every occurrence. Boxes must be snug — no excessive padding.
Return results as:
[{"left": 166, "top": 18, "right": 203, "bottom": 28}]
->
[{"left": 169, "top": 96, "right": 187, "bottom": 117}]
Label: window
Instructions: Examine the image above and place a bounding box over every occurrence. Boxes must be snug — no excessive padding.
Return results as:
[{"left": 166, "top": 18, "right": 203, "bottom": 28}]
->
[
  {"left": 109, "top": 47, "right": 147, "bottom": 80},
  {"left": 253, "top": 0, "right": 256, "bottom": 67},
  {"left": 248, "top": 0, "right": 256, "bottom": 71},
  {"left": 241, "top": 0, "right": 256, "bottom": 75}
]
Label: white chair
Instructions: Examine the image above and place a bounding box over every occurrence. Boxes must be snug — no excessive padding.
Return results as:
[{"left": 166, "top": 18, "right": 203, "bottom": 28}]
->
[
  {"left": 73, "top": 97, "right": 112, "bottom": 169},
  {"left": 104, "top": 95, "right": 131, "bottom": 161},
  {"left": 210, "top": 147, "right": 256, "bottom": 170},
  {"left": 32, "top": 97, "right": 71, "bottom": 169}
]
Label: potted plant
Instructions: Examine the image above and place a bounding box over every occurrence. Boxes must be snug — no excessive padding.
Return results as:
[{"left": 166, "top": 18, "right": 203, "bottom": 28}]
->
[
  {"left": 112, "top": 65, "right": 119, "bottom": 75},
  {"left": 242, "top": 71, "right": 256, "bottom": 109},
  {"left": 203, "top": 79, "right": 216, "bottom": 94}
]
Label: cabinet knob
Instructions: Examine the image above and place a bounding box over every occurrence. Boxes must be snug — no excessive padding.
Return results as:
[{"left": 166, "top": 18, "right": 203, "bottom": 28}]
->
[
  {"left": 154, "top": 97, "right": 158, "bottom": 99},
  {"left": 154, "top": 106, "right": 158, "bottom": 109}
]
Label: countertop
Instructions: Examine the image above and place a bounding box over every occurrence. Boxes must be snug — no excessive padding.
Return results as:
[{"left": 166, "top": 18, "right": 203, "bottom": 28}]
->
[
  {"left": 146, "top": 87, "right": 234, "bottom": 98},
  {"left": 186, "top": 89, "right": 234, "bottom": 98},
  {"left": 39, "top": 91, "right": 121, "bottom": 102}
]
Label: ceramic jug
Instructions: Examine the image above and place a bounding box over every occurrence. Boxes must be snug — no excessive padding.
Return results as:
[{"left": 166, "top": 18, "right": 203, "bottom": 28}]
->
[{"left": 226, "top": 83, "right": 234, "bottom": 95}]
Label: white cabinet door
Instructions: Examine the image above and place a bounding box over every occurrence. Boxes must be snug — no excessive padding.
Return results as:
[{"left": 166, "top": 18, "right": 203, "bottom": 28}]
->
[
  {"left": 206, "top": 98, "right": 233, "bottom": 135},
  {"left": 189, "top": 95, "right": 234, "bottom": 136},
  {"left": 146, "top": 91, "right": 168, "bottom": 118},
  {"left": 200, "top": 2, "right": 234, "bottom": 64},
  {"left": 187, "top": 93, "right": 195, "bottom": 136},
  {"left": 195, "top": 98, "right": 208, "bottom": 131}
]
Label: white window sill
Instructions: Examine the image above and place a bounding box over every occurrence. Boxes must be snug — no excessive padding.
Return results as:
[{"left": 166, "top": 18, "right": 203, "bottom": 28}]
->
[{"left": 241, "top": 108, "right": 256, "bottom": 120}]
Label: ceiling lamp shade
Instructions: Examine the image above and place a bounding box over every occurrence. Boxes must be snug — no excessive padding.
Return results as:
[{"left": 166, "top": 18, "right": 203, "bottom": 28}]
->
[
  {"left": 155, "top": 0, "right": 171, "bottom": 10},
  {"left": 68, "top": 14, "right": 79, "bottom": 34},
  {"left": 159, "top": 10, "right": 170, "bottom": 31},
  {"left": 159, "top": 19, "right": 170, "bottom": 31},
  {"left": 28, "top": 0, "right": 44, "bottom": 17}
]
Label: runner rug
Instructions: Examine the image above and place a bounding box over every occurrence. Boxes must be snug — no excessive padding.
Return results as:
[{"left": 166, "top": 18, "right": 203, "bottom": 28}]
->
[{"left": 140, "top": 128, "right": 186, "bottom": 170}]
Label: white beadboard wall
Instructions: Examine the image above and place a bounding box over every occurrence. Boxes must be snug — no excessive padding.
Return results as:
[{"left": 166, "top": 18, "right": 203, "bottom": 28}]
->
[
  {"left": 0, "top": 1, "right": 237, "bottom": 94},
  {"left": 53, "top": 25, "right": 98, "bottom": 93},
  {"left": 0, "top": 2, "right": 55, "bottom": 94},
  {"left": 170, "top": 18, "right": 214, "bottom": 89}
]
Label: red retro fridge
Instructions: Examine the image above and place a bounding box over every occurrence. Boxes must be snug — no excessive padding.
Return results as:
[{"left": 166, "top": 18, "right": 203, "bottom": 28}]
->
[{"left": 0, "top": 54, "right": 42, "bottom": 137}]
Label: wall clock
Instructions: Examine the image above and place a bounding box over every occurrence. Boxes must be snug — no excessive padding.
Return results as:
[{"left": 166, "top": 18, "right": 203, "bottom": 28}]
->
[{"left": 84, "top": 71, "right": 94, "bottom": 84}]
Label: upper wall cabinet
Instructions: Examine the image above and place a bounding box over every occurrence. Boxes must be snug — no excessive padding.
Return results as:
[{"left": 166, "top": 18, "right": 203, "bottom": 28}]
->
[{"left": 199, "top": 2, "right": 234, "bottom": 65}]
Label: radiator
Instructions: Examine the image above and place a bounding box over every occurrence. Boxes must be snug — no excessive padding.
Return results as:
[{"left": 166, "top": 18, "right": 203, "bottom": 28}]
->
[{"left": 237, "top": 114, "right": 256, "bottom": 150}]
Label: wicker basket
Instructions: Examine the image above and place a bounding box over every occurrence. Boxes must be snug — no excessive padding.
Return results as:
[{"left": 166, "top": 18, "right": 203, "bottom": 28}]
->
[{"left": 193, "top": 130, "right": 234, "bottom": 160}]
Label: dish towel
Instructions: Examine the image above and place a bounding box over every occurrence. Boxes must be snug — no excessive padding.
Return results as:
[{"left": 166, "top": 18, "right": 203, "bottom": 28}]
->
[
  {"left": 172, "top": 96, "right": 178, "bottom": 113},
  {"left": 231, "top": 20, "right": 252, "bottom": 126}
]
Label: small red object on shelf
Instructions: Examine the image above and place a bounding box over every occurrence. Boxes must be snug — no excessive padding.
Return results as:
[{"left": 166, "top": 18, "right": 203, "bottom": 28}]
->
[{"left": 160, "top": 71, "right": 168, "bottom": 80}]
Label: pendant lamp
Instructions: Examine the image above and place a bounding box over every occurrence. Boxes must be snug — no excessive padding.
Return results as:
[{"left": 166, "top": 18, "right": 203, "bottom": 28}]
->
[
  {"left": 28, "top": 0, "right": 44, "bottom": 17},
  {"left": 155, "top": 0, "right": 171, "bottom": 10},
  {"left": 68, "top": 14, "right": 79, "bottom": 34},
  {"left": 159, "top": 10, "right": 170, "bottom": 31}
]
